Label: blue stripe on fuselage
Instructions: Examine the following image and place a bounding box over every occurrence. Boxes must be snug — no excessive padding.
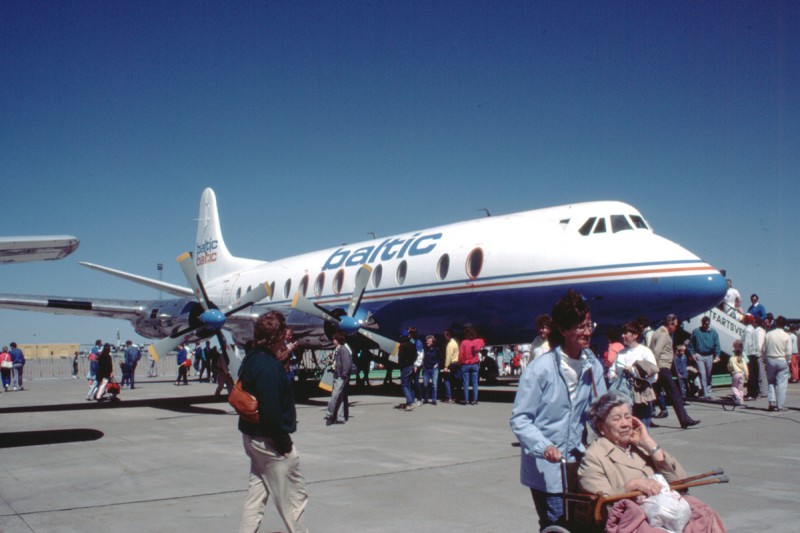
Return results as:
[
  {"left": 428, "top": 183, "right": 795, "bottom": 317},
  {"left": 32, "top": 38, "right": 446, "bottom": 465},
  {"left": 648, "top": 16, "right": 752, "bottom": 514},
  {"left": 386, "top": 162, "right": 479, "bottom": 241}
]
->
[{"left": 270, "top": 266, "right": 725, "bottom": 345}]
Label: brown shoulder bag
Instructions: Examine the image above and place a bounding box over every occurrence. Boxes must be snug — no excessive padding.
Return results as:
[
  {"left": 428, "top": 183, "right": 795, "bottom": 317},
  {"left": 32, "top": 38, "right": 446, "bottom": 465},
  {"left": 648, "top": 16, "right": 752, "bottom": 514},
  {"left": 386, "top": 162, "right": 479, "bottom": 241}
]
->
[{"left": 228, "top": 378, "right": 259, "bottom": 424}]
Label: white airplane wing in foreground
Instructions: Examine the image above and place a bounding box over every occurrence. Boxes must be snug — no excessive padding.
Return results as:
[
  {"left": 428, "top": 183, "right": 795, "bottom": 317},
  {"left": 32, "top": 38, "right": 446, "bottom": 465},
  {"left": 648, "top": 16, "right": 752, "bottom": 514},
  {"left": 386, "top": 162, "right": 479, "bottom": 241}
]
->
[
  {"left": 0, "top": 235, "right": 79, "bottom": 263},
  {"left": 0, "top": 294, "right": 149, "bottom": 320}
]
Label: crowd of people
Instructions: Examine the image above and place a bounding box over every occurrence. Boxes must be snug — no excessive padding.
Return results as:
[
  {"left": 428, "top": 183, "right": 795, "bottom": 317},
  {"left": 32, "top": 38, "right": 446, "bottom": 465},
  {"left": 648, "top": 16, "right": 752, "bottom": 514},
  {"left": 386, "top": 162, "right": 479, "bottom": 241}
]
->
[{"left": 12, "top": 280, "right": 797, "bottom": 532}]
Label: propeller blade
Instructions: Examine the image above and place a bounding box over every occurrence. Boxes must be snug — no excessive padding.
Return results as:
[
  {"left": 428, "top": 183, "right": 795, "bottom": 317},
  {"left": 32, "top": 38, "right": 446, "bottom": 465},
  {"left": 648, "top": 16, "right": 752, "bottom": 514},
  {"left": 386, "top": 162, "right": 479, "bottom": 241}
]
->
[
  {"left": 347, "top": 265, "right": 372, "bottom": 317},
  {"left": 178, "top": 252, "right": 212, "bottom": 310},
  {"left": 291, "top": 293, "right": 342, "bottom": 324},
  {"left": 148, "top": 334, "right": 189, "bottom": 362},
  {"left": 357, "top": 328, "right": 399, "bottom": 357},
  {"left": 222, "top": 281, "right": 272, "bottom": 316}
]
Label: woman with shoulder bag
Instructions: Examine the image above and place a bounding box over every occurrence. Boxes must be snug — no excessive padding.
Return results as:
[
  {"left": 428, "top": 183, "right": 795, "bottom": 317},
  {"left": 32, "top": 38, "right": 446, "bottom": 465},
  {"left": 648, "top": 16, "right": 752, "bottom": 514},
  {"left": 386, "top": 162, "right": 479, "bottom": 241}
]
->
[
  {"left": 237, "top": 311, "right": 309, "bottom": 533},
  {"left": 0, "top": 346, "right": 13, "bottom": 392}
]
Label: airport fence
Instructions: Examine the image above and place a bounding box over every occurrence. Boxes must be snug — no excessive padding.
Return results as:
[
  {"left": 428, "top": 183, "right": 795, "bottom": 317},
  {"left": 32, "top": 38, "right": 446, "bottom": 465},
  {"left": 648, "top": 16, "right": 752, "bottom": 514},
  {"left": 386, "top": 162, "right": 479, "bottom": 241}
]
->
[{"left": 18, "top": 354, "right": 184, "bottom": 381}]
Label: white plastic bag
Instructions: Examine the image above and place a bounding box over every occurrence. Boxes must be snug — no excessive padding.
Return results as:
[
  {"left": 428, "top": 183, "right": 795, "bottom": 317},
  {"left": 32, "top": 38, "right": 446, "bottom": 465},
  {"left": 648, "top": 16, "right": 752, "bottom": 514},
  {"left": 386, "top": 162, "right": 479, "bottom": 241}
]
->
[{"left": 639, "top": 474, "right": 691, "bottom": 533}]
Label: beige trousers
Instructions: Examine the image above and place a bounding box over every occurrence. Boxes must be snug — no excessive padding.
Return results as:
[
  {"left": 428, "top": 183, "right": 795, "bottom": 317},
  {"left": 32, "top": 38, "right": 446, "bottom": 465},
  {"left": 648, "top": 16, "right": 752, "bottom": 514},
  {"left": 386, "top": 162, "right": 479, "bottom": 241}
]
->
[{"left": 239, "top": 434, "right": 309, "bottom": 533}]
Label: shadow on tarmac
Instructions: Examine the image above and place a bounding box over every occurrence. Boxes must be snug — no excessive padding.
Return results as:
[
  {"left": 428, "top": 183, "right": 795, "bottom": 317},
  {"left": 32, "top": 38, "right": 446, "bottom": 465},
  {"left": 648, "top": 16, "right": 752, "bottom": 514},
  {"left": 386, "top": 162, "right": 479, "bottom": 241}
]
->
[
  {"left": 0, "top": 428, "right": 104, "bottom": 448},
  {"left": 0, "top": 394, "right": 231, "bottom": 416}
]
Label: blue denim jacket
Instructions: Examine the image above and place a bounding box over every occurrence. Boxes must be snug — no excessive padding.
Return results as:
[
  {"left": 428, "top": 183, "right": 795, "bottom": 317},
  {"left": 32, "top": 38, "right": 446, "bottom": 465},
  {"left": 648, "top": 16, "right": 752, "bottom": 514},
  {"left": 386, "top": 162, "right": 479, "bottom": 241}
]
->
[{"left": 509, "top": 346, "right": 606, "bottom": 492}]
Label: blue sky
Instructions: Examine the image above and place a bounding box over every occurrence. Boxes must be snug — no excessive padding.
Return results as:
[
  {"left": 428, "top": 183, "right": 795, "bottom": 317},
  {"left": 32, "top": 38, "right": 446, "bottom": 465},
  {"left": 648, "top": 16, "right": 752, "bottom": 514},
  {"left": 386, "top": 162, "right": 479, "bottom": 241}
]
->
[{"left": 1, "top": 1, "right": 798, "bottom": 345}]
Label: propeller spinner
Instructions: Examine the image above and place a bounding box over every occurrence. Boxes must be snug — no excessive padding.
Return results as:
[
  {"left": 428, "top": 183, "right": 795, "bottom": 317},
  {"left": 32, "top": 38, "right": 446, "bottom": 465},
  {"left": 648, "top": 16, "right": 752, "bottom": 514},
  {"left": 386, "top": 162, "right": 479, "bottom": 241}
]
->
[
  {"left": 147, "top": 252, "right": 271, "bottom": 361},
  {"left": 291, "top": 265, "right": 399, "bottom": 356}
]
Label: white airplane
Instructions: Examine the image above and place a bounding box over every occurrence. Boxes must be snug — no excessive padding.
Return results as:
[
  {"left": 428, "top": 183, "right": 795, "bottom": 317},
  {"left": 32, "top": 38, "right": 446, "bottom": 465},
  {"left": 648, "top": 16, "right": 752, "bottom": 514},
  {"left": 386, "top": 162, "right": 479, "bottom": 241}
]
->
[
  {"left": 0, "top": 188, "right": 726, "bottom": 361},
  {"left": 0, "top": 235, "right": 79, "bottom": 263}
]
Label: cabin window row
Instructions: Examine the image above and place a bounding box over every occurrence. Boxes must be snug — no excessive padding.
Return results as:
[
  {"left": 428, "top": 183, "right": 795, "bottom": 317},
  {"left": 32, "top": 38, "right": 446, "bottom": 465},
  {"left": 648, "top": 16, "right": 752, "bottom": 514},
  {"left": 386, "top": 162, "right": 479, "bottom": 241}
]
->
[{"left": 232, "top": 248, "right": 484, "bottom": 302}]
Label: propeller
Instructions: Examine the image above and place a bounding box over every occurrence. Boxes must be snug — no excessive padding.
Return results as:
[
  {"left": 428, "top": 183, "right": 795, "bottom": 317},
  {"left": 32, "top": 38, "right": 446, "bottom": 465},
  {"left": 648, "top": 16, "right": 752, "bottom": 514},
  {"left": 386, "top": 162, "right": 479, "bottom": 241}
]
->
[
  {"left": 147, "top": 252, "right": 271, "bottom": 361},
  {"left": 291, "top": 264, "right": 399, "bottom": 356}
]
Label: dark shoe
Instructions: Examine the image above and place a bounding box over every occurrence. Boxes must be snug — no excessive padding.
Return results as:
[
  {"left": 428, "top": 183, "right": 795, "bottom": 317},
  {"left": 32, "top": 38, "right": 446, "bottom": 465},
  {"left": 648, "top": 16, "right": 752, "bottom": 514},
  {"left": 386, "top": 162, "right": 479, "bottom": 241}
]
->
[
  {"left": 682, "top": 419, "right": 700, "bottom": 428},
  {"left": 768, "top": 404, "right": 776, "bottom": 412},
  {"left": 649, "top": 421, "right": 660, "bottom": 428},
  {"left": 325, "top": 417, "right": 334, "bottom": 426},
  {"left": 654, "top": 410, "right": 668, "bottom": 419}
]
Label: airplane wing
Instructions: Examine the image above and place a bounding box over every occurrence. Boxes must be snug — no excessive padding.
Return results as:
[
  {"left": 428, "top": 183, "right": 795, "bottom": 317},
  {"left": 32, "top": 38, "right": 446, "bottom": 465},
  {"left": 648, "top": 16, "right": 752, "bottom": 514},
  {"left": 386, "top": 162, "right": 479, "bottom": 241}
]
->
[
  {"left": 0, "top": 294, "right": 149, "bottom": 321},
  {"left": 0, "top": 235, "right": 79, "bottom": 264}
]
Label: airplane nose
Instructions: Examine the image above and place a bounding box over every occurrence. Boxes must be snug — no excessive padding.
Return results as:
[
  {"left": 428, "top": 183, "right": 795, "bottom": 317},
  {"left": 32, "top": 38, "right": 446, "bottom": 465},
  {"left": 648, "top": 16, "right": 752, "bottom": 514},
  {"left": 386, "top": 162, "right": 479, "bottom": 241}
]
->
[{"left": 675, "top": 269, "right": 727, "bottom": 318}]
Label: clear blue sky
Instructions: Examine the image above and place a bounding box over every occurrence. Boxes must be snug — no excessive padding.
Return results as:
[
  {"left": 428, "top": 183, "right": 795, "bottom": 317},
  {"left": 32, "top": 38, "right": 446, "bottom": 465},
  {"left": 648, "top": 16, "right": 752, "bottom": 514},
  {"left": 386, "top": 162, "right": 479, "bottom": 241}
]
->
[{"left": 1, "top": 1, "right": 798, "bottom": 345}]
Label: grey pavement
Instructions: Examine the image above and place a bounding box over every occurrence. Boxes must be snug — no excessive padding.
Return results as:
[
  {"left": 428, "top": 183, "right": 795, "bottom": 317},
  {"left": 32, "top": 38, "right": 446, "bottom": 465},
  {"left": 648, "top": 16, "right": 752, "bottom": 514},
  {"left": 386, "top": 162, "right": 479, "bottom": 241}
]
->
[{"left": 1, "top": 376, "right": 798, "bottom": 532}]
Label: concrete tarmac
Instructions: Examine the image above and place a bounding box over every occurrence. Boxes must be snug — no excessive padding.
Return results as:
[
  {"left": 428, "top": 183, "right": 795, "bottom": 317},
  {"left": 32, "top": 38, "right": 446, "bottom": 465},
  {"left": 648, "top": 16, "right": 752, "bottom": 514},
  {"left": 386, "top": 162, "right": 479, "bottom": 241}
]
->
[{"left": 1, "top": 376, "right": 798, "bottom": 532}]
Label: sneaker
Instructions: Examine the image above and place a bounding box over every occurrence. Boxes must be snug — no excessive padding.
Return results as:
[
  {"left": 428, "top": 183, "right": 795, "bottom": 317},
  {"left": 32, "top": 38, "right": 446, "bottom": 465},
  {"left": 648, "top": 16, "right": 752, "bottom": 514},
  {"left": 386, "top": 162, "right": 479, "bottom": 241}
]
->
[
  {"left": 415, "top": 400, "right": 422, "bottom": 407},
  {"left": 404, "top": 404, "right": 416, "bottom": 411}
]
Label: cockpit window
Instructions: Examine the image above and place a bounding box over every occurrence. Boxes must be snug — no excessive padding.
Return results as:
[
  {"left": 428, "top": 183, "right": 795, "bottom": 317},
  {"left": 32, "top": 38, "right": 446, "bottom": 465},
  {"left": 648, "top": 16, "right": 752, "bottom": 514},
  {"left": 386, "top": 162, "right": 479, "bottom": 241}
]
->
[
  {"left": 611, "top": 215, "right": 632, "bottom": 233},
  {"left": 630, "top": 215, "right": 649, "bottom": 229},
  {"left": 593, "top": 218, "right": 607, "bottom": 234},
  {"left": 578, "top": 217, "right": 596, "bottom": 236}
]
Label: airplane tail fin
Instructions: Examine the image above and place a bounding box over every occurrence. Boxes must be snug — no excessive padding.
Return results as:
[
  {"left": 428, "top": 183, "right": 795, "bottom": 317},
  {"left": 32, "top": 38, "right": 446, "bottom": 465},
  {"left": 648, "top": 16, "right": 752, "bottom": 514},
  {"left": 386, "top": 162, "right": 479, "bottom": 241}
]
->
[{"left": 195, "top": 188, "right": 264, "bottom": 280}]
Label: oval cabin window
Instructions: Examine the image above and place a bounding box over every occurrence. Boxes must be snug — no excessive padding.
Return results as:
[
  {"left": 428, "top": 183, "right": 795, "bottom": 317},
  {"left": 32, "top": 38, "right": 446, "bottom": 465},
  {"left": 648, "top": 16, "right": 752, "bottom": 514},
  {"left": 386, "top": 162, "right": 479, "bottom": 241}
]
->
[
  {"left": 333, "top": 269, "right": 344, "bottom": 295},
  {"left": 283, "top": 279, "right": 292, "bottom": 299},
  {"left": 437, "top": 254, "right": 450, "bottom": 280},
  {"left": 396, "top": 260, "right": 408, "bottom": 285},
  {"left": 298, "top": 275, "right": 309, "bottom": 297},
  {"left": 466, "top": 248, "right": 483, "bottom": 279},
  {"left": 314, "top": 273, "right": 325, "bottom": 296}
]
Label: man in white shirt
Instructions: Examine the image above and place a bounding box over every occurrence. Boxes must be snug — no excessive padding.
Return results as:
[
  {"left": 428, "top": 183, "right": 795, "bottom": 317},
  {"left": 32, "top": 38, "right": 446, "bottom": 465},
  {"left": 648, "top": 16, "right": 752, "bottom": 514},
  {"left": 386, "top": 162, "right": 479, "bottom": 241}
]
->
[
  {"left": 763, "top": 316, "right": 792, "bottom": 412},
  {"left": 724, "top": 279, "right": 741, "bottom": 317}
]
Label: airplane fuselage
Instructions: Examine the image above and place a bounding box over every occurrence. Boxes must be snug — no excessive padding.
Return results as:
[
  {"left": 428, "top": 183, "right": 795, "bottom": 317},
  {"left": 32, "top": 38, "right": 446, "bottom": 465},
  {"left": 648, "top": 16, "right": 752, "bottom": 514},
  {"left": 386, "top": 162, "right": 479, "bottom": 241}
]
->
[
  {"left": 190, "top": 201, "right": 725, "bottom": 347},
  {"left": 0, "top": 191, "right": 726, "bottom": 352}
]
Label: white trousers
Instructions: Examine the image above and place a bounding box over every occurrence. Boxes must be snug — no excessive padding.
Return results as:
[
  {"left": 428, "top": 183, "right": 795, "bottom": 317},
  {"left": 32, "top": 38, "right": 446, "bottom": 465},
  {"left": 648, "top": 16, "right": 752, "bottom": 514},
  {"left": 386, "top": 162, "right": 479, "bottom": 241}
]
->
[{"left": 239, "top": 434, "right": 309, "bottom": 533}]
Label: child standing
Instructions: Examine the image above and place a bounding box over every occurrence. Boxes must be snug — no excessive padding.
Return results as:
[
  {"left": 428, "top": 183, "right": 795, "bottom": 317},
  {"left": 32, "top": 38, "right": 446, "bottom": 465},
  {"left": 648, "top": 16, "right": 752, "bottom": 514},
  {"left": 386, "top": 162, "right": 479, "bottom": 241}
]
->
[
  {"left": 728, "top": 339, "right": 749, "bottom": 406},
  {"left": 673, "top": 343, "right": 689, "bottom": 399}
]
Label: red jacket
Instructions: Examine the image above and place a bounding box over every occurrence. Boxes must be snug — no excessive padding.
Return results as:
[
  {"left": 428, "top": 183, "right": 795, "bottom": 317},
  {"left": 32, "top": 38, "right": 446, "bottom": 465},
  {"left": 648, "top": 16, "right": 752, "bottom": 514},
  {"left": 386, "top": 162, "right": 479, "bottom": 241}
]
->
[{"left": 459, "top": 338, "right": 485, "bottom": 366}]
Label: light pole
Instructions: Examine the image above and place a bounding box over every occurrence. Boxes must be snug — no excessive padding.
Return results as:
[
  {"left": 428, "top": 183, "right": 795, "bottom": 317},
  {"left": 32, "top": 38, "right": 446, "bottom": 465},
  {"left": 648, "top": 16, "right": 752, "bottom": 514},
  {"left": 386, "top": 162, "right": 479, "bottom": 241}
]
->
[{"left": 157, "top": 263, "right": 163, "bottom": 300}]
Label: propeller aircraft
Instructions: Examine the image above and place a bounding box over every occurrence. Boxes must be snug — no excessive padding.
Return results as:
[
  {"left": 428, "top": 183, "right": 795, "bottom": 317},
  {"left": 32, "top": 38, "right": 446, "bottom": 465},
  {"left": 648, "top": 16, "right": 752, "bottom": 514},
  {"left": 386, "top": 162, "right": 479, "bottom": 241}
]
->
[{"left": 0, "top": 188, "right": 726, "bottom": 361}]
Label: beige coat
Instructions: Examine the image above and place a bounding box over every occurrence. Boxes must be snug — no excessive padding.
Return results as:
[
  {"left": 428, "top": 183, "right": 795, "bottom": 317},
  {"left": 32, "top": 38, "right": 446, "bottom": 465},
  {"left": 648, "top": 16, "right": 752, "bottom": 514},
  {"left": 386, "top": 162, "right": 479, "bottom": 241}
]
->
[{"left": 578, "top": 437, "right": 687, "bottom": 495}]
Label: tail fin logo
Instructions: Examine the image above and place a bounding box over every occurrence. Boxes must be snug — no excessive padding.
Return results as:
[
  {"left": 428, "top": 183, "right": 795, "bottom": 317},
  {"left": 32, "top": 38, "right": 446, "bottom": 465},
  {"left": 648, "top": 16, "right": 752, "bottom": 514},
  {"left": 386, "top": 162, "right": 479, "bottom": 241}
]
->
[{"left": 196, "top": 239, "right": 219, "bottom": 266}]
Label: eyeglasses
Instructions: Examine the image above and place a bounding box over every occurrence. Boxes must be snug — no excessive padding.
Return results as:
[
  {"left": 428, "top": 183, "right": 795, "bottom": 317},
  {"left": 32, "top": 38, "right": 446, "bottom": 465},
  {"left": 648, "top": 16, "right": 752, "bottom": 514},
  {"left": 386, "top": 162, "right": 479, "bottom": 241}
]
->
[{"left": 572, "top": 321, "right": 596, "bottom": 333}]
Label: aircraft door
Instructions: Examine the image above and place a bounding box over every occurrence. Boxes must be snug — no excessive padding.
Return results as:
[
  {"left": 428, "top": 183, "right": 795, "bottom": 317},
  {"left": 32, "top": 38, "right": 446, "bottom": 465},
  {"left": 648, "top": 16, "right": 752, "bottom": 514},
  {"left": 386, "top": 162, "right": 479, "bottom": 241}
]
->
[{"left": 220, "top": 274, "right": 240, "bottom": 307}]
